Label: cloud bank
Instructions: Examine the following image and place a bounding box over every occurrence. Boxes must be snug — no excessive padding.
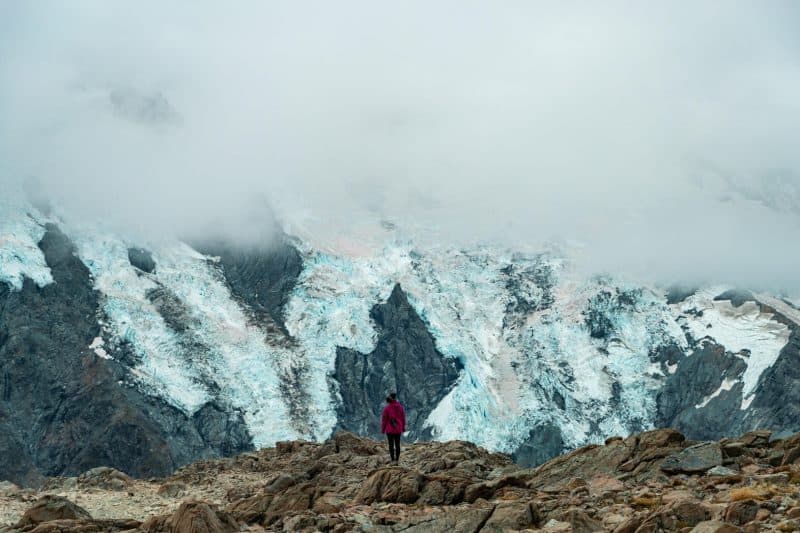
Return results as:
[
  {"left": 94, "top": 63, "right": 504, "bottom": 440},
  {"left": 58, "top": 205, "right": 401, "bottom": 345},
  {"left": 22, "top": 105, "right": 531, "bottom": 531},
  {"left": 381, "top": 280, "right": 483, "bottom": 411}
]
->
[{"left": 1, "top": 1, "right": 799, "bottom": 290}]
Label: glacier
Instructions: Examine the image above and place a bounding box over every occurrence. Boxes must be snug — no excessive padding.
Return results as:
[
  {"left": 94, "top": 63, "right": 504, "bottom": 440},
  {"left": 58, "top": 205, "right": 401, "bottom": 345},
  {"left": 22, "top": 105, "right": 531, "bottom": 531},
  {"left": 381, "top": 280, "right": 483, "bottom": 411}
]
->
[
  {"left": 0, "top": 185, "right": 53, "bottom": 290},
  {"left": 1, "top": 196, "right": 796, "bottom": 458}
]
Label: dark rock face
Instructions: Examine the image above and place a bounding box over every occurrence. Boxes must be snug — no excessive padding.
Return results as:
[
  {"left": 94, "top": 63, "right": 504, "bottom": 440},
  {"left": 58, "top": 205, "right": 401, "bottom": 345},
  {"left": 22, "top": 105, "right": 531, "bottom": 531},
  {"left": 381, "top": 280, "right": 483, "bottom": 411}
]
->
[
  {"left": 665, "top": 285, "right": 698, "bottom": 305},
  {"left": 658, "top": 320, "right": 800, "bottom": 442},
  {"left": 0, "top": 224, "right": 252, "bottom": 486},
  {"left": 334, "top": 284, "right": 462, "bottom": 439},
  {"left": 511, "top": 423, "right": 565, "bottom": 468},
  {"left": 195, "top": 237, "right": 302, "bottom": 336},
  {"left": 657, "top": 343, "right": 747, "bottom": 440},
  {"left": 127, "top": 247, "right": 156, "bottom": 273},
  {"left": 744, "top": 329, "right": 800, "bottom": 437},
  {"left": 714, "top": 289, "right": 755, "bottom": 308}
]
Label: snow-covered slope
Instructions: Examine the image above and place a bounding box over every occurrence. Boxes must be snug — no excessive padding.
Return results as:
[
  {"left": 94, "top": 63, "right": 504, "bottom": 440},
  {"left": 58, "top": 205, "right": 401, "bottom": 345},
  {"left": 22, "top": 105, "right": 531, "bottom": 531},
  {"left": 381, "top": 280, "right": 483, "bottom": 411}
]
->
[{"left": 1, "top": 190, "right": 798, "bottom": 475}]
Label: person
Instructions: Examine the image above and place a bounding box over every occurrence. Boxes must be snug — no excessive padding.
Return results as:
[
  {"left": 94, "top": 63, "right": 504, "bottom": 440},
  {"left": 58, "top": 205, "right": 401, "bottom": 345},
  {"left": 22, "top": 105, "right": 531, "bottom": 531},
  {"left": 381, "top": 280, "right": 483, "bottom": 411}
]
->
[{"left": 381, "top": 392, "right": 406, "bottom": 464}]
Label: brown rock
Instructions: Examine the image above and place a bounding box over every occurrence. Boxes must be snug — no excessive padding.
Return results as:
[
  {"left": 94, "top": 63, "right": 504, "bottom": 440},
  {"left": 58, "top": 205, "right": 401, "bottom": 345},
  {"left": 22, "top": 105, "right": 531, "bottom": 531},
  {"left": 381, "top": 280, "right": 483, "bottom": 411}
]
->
[
  {"left": 775, "top": 520, "right": 800, "bottom": 532},
  {"left": 690, "top": 520, "right": 742, "bottom": 532},
  {"left": 636, "top": 499, "right": 714, "bottom": 531},
  {"left": 661, "top": 443, "right": 724, "bottom": 475},
  {"left": 157, "top": 481, "right": 187, "bottom": 498},
  {"left": 787, "top": 507, "right": 800, "bottom": 519},
  {"left": 417, "top": 475, "right": 468, "bottom": 505},
  {"left": 482, "top": 501, "right": 539, "bottom": 531},
  {"left": 782, "top": 446, "right": 800, "bottom": 465},
  {"left": 739, "top": 430, "right": 771, "bottom": 447},
  {"left": 551, "top": 508, "right": 603, "bottom": 533},
  {"left": 662, "top": 489, "right": 696, "bottom": 504},
  {"left": 613, "top": 515, "right": 643, "bottom": 533},
  {"left": 142, "top": 500, "right": 238, "bottom": 533},
  {"left": 721, "top": 442, "right": 746, "bottom": 458},
  {"left": 227, "top": 493, "right": 274, "bottom": 524},
  {"left": 77, "top": 467, "right": 131, "bottom": 491},
  {"left": 354, "top": 468, "right": 423, "bottom": 504},
  {"left": 724, "top": 500, "right": 759, "bottom": 525},
  {"left": 262, "top": 483, "right": 314, "bottom": 523},
  {"left": 22, "top": 519, "right": 140, "bottom": 533},
  {"left": 312, "top": 492, "right": 347, "bottom": 514},
  {"left": 752, "top": 472, "right": 789, "bottom": 484},
  {"left": 464, "top": 472, "right": 529, "bottom": 502},
  {"left": 16, "top": 496, "right": 92, "bottom": 528},
  {"left": 264, "top": 473, "right": 295, "bottom": 493},
  {"left": 397, "top": 503, "right": 495, "bottom": 533},
  {"left": 332, "top": 431, "right": 380, "bottom": 456},
  {"left": 638, "top": 429, "right": 686, "bottom": 449},
  {"left": 589, "top": 475, "right": 625, "bottom": 495},
  {"left": 541, "top": 518, "right": 574, "bottom": 531},
  {"left": 741, "top": 464, "right": 760, "bottom": 475},
  {"left": 767, "top": 450, "right": 786, "bottom": 466}
]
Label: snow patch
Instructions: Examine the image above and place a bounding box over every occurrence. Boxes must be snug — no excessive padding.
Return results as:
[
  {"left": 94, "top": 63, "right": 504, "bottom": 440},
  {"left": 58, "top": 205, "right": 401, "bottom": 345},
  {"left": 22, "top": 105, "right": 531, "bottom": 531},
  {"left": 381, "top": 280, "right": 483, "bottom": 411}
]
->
[
  {"left": 695, "top": 378, "right": 738, "bottom": 409},
  {"left": 89, "top": 336, "right": 112, "bottom": 360},
  {"left": 675, "top": 289, "right": 791, "bottom": 409}
]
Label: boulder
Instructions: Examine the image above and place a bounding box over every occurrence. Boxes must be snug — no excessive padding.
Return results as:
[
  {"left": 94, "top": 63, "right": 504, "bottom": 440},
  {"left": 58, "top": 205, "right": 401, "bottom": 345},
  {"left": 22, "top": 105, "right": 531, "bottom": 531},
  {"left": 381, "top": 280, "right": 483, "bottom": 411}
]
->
[
  {"left": 227, "top": 492, "right": 274, "bottom": 524},
  {"left": 464, "top": 472, "right": 530, "bottom": 502},
  {"left": 157, "top": 481, "right": 187, "bottom": 498},
  {"left": 142, "top": 500, "right": 238, "bottom": 533},
  {"left": 782, "top": 446, "right": 800, "bottom": 465},
  {"left": 589, "top": 474, "right": 625, "bottom": 495},
  {"left": 707, "top": 466, "right": 738, "bottom": 477},
  {"left": 332, "top": 432, "right": 380, "bottom": 456},
  {"left": 739, "top": 430, "right": 771, "bottom": 447},
  {"left": 691, "top": 520, "right": 742, "bottom": 533},
  {"left": 16, "top": 496, "right": 92, "bottom": 527},
  {"left": 636, "top": 499, "right": 714, "bottom": 531},
  {"left": 482, "top": 501, "right": 540, "bottom": 531},
  {"left": 77, "top": 467, "right": 131, "bottom": 491},
  {"left": 312, "top": 493, "right": 347, "bottom": 514},
  {"left": 397, "top": 503, "right": 495, "bottom": 532},
  {"left": 724, "top": 500, "right": 760, "bottom": 525},
  {"left": 354, "top": 468, "right": 423, "bottom": 504},
  {"left": 550, "top": 508, "right": 603, "bottom": 533},
  {"left": 661, "top": 443, "right": 723, "bottom": 474},
  {"left": 417, "top": 475, "right": 469, "bottom": 505},
  {"left": 0, "top": 480, "right": 21, "bottom": 496},
  {"left": 613, "top": 515, "right": 643, "bottom": 533}
]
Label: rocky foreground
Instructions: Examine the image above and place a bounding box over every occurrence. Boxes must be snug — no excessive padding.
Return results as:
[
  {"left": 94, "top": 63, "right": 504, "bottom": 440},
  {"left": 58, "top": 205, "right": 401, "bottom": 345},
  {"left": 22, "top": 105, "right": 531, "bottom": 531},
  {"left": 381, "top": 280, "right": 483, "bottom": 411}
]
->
[{"left": 3, "top": 430, "right": 800, "bottom": 532}]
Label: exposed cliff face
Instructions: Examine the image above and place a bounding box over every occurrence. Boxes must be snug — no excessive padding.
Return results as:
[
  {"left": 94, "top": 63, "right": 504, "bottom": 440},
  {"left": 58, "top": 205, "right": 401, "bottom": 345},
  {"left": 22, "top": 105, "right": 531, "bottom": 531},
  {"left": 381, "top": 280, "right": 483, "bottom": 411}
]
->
[
  {"left": 0, "top": 225, "right": 252, "bottom": 486},
  {"left": 334, "top": 284, "right": 462, "bottom": 439}
]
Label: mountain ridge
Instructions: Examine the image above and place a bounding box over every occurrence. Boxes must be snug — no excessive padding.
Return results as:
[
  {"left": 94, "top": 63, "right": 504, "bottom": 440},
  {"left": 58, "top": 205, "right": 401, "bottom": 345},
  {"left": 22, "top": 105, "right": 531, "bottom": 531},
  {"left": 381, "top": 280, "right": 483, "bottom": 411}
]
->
[{"left": 1, "top": 194, "right": 799, "bottom": 485}]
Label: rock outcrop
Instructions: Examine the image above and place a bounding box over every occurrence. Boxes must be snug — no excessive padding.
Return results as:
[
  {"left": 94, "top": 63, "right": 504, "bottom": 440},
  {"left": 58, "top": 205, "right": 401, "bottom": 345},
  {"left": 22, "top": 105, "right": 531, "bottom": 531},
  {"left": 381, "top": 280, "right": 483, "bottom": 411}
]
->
[
  {"left": 334, "top": 284, "right": 463, "bottom": 439},
  {"left": 3, "top": 428, "right": 800, "bottom": 532},
  {"left": 0, "top": 225, "right": 254, "bottom": 486}
]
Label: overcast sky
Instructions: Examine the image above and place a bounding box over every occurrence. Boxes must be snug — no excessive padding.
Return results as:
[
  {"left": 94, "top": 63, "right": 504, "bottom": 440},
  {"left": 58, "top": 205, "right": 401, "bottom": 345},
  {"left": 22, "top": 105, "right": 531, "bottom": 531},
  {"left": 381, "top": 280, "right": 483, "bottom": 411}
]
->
[{"left": 1, "top": 1, "right": 799, "bottom": 289}]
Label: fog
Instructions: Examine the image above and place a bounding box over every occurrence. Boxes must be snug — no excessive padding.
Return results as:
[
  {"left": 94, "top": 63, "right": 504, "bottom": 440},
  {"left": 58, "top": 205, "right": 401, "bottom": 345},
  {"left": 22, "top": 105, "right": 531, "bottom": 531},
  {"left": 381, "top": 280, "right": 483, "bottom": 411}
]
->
[{"left": 1, "top": 1, "right": 799, "bottom": 290}]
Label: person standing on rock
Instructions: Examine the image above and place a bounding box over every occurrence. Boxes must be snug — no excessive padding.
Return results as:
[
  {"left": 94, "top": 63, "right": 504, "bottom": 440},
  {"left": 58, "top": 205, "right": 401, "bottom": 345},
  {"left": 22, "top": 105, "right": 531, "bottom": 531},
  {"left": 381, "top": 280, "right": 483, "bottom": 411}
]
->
[{"left": 381, "top": 392, "right": 406, "bottom": 464}]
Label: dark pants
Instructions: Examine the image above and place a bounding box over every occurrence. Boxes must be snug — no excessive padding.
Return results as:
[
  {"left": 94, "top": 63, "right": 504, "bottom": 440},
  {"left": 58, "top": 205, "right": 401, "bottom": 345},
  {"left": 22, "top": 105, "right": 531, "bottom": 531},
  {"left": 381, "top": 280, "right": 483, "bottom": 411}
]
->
[{"left": 387, "top": 433, "right": 401, "bottom": 461}]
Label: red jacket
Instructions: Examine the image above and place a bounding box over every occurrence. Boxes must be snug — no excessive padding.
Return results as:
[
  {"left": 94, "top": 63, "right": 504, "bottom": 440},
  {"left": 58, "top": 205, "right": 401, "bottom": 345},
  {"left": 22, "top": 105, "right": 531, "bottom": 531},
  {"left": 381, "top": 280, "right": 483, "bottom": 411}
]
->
[{"left": 381, "top": 400, "right": 406, "bottom": 435}]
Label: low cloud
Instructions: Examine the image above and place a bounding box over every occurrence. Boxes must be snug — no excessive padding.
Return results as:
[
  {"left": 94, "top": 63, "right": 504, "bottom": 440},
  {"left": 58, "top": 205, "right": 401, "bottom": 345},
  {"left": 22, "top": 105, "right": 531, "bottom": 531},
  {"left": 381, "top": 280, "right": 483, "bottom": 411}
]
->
[{"left": 1, "top": 1, "right": 798, "bottom": 291}]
